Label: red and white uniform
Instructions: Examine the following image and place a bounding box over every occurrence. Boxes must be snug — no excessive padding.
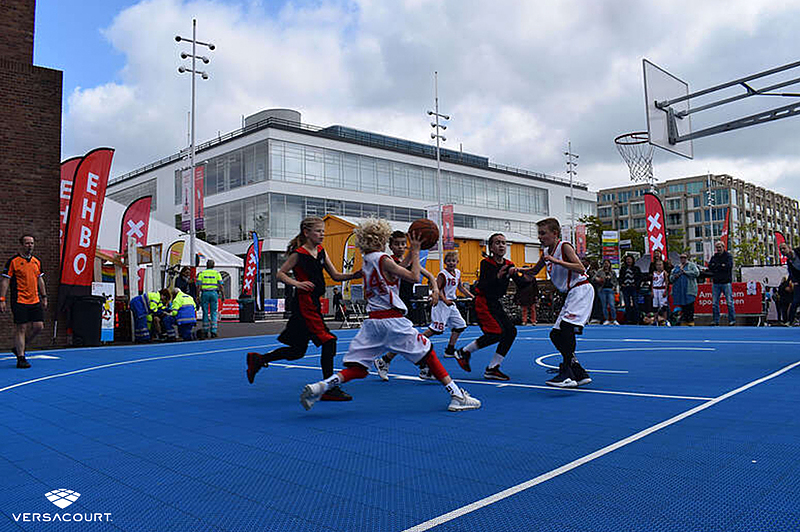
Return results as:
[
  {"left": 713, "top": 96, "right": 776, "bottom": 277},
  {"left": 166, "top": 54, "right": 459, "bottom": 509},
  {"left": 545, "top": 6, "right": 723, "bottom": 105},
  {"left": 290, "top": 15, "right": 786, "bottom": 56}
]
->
[
  {"left": 429, "top": 268, "right": 467, "bottom": 334},
  {"left": 652, "top": 270, "right": 668, "bottom": 309},
  {"left": 547, "top": 241, "right": 593, "bottom": 329},
  {"left": 344, "top": 251, "right": 431, "bottom": 366}
]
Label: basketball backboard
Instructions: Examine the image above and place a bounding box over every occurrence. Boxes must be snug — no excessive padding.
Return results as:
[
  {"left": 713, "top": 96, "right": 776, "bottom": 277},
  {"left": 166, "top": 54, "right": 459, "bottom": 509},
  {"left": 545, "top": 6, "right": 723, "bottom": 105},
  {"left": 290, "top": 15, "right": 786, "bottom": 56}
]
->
[{"left": 643, "top": 59, "right": 693, "bottom": 159}]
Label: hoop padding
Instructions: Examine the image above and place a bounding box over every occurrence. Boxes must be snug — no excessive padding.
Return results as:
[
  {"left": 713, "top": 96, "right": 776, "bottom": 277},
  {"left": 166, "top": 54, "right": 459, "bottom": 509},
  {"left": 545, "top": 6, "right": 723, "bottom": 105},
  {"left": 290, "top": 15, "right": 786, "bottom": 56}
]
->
[{"left": 615, "top": 132, "right": 654, "bottom": 183}]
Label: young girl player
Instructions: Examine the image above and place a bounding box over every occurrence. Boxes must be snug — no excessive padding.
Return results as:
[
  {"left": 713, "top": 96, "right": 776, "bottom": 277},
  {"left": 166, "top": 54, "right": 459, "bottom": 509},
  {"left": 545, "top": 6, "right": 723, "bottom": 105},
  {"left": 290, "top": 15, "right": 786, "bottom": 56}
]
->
[
  {"left": 299, "top": 218, "right": 481, "bottom": 412},
  {"left": 246, "top": 217, "right": 362, "bottom": 401},
  {"left": 530, "top": 217, "right": 592, "bottom": 388},
  {"left": 455, "top": 233, "right": 527, "bottom": 381}
]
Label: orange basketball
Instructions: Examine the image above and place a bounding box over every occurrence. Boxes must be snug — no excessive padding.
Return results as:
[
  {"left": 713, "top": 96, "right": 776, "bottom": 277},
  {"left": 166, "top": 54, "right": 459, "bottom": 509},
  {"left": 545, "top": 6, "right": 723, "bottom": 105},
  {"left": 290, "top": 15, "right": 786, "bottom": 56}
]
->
[{"left": 408, "top": 218, "right": 440, "bottom": 250}]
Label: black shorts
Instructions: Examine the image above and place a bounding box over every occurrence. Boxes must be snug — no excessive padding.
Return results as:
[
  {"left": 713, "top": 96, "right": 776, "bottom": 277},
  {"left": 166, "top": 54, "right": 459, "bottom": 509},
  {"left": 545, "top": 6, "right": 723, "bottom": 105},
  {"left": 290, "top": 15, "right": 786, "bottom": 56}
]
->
[{"left": 11, "top": 302, "right": 44, "bottom": 324}]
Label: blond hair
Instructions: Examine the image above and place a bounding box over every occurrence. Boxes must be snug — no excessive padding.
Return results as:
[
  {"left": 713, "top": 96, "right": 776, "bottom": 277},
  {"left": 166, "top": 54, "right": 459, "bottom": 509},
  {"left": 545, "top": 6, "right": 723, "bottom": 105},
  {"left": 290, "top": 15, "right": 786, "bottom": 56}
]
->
[
  {"left": 287, "top": 216, "right": 324, "bottom": 254},
  {"left": 354, "top": 218, "right": 392, "bottom": 253}
]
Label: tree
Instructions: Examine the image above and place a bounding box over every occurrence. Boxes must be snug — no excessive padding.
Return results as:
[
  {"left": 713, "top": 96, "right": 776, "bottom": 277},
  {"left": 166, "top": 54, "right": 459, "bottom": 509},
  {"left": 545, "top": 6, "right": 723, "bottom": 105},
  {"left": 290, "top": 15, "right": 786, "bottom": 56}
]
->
[
  {"left": 732, "top": 222, "right": 766, "bottom": 266},
  {"left": 578, "top": 215, "right": 610, "bottom": 260},
  {"left": 667, "top": 227, "right": 688, "bottom": 254},
  {"left": 619, "top": 228, "right": 644, "bottom": 255}
]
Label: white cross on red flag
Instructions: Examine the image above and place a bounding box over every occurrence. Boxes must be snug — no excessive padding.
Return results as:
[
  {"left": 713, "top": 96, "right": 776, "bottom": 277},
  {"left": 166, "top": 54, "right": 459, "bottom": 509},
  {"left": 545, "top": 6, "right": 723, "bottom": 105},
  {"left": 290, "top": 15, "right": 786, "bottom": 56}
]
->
[
  {"left": 119, "top": 196, "right": 153, "bottom": 254},
  {"left": 644, "top": 192, "right": 667, "bottom": 259}
]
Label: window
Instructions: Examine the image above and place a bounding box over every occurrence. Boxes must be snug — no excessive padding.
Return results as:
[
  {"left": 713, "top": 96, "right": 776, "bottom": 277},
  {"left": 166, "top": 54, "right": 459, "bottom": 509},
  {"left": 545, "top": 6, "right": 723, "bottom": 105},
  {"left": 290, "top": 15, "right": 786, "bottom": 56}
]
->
[
  {"left": 601, "top": 193, "right": 614, "bottom": 202},
  {"left": 618, "top": 218, "right": 629, "bottom": 230},
  {"left": 666, "top": 198, "right": 682, "bottom": 211},
  {"left": 631, "top": 202, "right": 645, "bottom": 215},
  {"left": 687, "top": 181, "right": 704, "bottom": 194},
  {"left": 695, "top": 241, "right": 703, "bottom": 253},
  {"left": 633, "top": 218, "right": 645, "bottom": 229},
  {"left": 618, "top": 191, "right": 631, "bottom": 203},
  {"left": 692, "top": 196, "right": 702, "bottom": 208},
  {"left": 618, "top": 205, "right": 628, "bottom": 216},
  {"left": 668, "top": 184, "right": 684, "bottom": 194},
  {"left": 598, "top": 206, "right": 612, "bottom": 218},
  {"left": 667, "top": 213, "right": 682, "bottom": 225}
]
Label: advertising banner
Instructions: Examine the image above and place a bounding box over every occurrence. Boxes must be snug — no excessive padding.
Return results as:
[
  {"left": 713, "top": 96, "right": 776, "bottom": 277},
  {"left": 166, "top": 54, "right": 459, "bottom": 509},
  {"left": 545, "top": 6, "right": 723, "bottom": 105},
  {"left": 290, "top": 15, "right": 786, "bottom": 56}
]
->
[
  {"left": 342, "top": 232, "right": 358, "bottom": 299},
  {"left": 194, "top": 165, "right": 205, "bottom": 231},
  {"left": 119, "top": 196, "right": 152, "bottom": 254},
  {"left": 242, "top": 234, "right": 263, "bottom": 298},
  {"left": 721, "top": 208, "right": 730, "bottom": 250},
  {"left": 644, "top": 192, "right": 667, "bottom": 259},
  {"left": 181, "top": 168, "right": 191, "bottom": 231},
  {"left": 442, "top": 204, "right": 454, "bottom": 250},
  {"left": 60, "top": 148, "right": 114, "bottom": 288},
  {"left": 575, "top": 224, "right": 587, "bottom": 258},
  {"left": 602, "top": 230, "right": 620, "bottom": 265},
  {"left": 59, "top": 157, "right": 82, "bottom": 255},
  {"left": 693, "top": 282, "right": 762, "bottom": 315},
  {"left": 91, "top": 282, "right": 115, "bottom": 342},
  {"left": 775, "top": 231, "right": 787, "bottom": 265}
]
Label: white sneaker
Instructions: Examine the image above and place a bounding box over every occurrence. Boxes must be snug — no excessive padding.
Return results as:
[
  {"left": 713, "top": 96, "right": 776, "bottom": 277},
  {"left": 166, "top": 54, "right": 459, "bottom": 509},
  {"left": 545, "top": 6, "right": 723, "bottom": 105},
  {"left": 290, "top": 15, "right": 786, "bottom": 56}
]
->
[
  {"left": 447, "top": 390, "right": 481, "bottom": 412},
  {"left": 612, "top": 320, "right": 620, "bottom": 325},
  {"left": 418, "top": 367, "right": 437, "bottom": 380},
  {"left": 373, "top": 357, "right": 390, "bottom": 381},
  {"left": 300, "top": 382, "right": 326, "bottom": 410},
  {"left": 603, "top": 320, "right": 611, "bottom": 325}
]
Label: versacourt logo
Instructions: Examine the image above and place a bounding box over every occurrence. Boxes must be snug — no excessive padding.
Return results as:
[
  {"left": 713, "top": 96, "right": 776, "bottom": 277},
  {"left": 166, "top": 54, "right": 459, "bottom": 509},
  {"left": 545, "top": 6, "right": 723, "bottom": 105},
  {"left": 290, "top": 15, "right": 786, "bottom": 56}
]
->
[{"left": 45, "top": 489, "right": 80, "bottom": 509}]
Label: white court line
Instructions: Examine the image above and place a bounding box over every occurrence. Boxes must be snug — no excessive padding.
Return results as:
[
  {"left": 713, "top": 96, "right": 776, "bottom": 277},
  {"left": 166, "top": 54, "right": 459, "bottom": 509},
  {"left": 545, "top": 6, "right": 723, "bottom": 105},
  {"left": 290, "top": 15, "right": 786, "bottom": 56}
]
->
[
  {"left": 402, "top": 358, "right": 800, "bottom": 532},
  {"left": 0, "top": 344, "right": 274, "bottom": 394},
  {"left": 534, "top": 347, "right": 716, "bottom": 375},
  {"left": 267, "top": 363, "right": 713, "bottom": 401}
]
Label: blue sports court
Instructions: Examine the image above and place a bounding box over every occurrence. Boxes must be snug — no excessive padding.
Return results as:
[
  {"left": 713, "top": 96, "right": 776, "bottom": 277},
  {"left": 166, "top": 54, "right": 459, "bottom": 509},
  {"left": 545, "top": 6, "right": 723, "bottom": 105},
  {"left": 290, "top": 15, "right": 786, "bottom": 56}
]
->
[{"left": 1, "top": 325, "right": 799, "bottom": 531}]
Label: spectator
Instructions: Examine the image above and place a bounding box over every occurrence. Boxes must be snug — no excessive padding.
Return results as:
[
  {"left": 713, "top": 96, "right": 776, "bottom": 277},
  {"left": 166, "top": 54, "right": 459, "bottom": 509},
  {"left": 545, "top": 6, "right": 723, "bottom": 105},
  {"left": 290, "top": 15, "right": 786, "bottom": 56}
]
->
[
  {"left": 593, "top": 259, "right": 619, "bottom": 325},
  {"left": 648, "top": 249, "right": 673, "bottom": 275},
  {"left": 779, "top": 242, "right": 800, "bottom": 325},
  {"left": 585, "top": 259, "right": 604, "bottom": 324},
  {"left": 174, "top": 266, "right": 197, "bottom": 300},
  {"left": 708, "top": 241, "right": 736, "bottom": 326},
  {"left": 651, "top": 259, "right": 670, "bottom": 326},
  {"left": 332, "top": 287, "right": 344, "bottom": 321},
  {"left": 197, "top": 259, "right": 224, "bottom": 338},
  {"left": 776, "top": 276, "right": 793, "bottom": 325},
  {"left": 0, "top": 235, "right": 47, "bottom": 368},
  {"left": 670, "top": 253, "right": 699, "bottom": 326},
  {"left": 618, "top": 254, "right": 642, "bottom": 325},
  {"left": 514, "top": 269, "right": 538, "bottom": 325}
]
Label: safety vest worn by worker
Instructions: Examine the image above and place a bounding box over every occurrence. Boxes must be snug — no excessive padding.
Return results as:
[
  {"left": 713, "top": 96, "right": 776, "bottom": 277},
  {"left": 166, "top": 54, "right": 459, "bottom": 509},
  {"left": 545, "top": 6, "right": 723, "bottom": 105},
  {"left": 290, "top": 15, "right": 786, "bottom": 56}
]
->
[
  {"left": 146, "top": 292, "right": 164, "bottom": 314},
  {"left": 171, "top": 289, "right": 197, "bottom": 325},
  {"left": 197, "top": 269, "right": 222, "bottom": 292}
]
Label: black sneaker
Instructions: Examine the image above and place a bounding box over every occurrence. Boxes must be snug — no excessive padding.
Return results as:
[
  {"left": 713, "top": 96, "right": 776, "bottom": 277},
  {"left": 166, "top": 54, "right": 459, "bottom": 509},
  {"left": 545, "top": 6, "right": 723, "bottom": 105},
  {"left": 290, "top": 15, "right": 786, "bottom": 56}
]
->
[
  {"left": 484, "top": 366, "right": 510, "bottom": 381},
  {"left": 320, "top": 386, "right": 353, "bottom": 401},
  {"left": 443, "top": 345, "right": 456, "bottom": 358},
  {"left": 455, "top": 348, "right": 472, "bottom": 373},
  {"left": 246, "top": 352, "right": 266, "bottom": 384},
  {"left": 545, "top": 363, "right": 577, "bottom": 388},
  {"left": 210, "top": 332, "right": 218, "bottom": 338},
  {"left": 571, "top": 361, "right": 592, "bottom": 386},
  {"left": 16, "top": 357, "right": 31, "bottom": 369}
]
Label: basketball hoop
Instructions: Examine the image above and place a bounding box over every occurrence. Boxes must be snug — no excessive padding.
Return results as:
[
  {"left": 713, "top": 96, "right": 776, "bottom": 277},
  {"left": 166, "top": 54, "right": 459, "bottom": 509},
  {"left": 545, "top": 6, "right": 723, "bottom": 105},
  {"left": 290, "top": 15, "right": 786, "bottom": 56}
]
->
[{"left": 615, "top": 131, "right": 655, "bottom": 185}]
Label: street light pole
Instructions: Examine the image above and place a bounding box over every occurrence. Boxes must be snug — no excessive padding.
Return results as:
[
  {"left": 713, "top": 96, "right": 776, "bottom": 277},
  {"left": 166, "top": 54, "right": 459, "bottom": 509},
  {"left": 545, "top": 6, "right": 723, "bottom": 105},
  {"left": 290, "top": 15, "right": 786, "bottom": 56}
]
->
[
  {"left": 176, "top": 19, "right": 214, "bottom": 266},
  {"left": 428, "top": 71, "right": 449, "bottom": 272},
  {"left": 564, "top": 142, "right": 579, "bottom": 243}
]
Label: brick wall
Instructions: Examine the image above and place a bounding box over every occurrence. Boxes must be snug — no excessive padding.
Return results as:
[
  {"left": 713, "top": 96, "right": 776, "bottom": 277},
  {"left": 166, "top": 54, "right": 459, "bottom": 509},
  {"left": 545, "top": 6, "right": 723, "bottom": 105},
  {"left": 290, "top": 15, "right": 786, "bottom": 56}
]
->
[
  {"left": 0, "top": 0, "right": 35, "bottom": 64},
  {"left": 0, "top": 58, "right": 65, "bottom": 348}
]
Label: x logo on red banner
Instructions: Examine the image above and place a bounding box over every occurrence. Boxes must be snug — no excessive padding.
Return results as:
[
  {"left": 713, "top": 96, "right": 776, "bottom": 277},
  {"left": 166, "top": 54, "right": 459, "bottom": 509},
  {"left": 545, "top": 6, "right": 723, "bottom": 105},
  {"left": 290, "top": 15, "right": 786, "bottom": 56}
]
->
[
  {"left": 649, "top": 233, "right": 665, "bottom": 251},
  {"left": 126, "top": 219, "right": 145, "bottom": 240},
  {"left": 647, "top": 213, "right": 662, "bottom": 232}
]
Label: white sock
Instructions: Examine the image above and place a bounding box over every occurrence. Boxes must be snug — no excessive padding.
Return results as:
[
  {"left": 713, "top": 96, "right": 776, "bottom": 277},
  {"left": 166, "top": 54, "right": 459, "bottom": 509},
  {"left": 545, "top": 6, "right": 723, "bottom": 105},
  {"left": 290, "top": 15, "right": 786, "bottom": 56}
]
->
[
  {"left": 445, "top": 381, "right": 465, "bottom": 399},
  {"left": 321, "top": 374, "right": 341, "bottom": 390},
  {"left": 489, "top": 353, "right": 504, "bottom": 369},
  {"left": 464, "top": 340, "right": 480, "bottom": 354}
]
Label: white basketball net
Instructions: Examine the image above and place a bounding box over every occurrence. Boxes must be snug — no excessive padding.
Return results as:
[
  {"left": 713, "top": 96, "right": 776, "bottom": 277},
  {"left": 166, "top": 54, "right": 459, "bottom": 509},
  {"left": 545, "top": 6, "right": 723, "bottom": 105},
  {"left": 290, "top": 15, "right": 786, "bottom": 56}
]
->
[{"left": 616, "top": 132, "right": 655, "bottom": 184}]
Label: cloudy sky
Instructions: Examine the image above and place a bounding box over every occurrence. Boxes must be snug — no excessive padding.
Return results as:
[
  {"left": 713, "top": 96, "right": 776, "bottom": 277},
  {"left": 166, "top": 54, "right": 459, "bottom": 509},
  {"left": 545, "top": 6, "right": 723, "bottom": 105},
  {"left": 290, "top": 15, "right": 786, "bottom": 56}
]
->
[{"left": 35, "top": 0, "right": 800, "bottom": 198}]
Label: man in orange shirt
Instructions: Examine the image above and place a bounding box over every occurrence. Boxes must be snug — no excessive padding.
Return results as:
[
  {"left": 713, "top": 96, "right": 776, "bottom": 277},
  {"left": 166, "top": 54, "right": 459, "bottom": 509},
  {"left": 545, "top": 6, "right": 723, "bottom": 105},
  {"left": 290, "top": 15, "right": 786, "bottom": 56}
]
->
[{"left": 0, "top": 235, "right": 48, "bottom": 368}]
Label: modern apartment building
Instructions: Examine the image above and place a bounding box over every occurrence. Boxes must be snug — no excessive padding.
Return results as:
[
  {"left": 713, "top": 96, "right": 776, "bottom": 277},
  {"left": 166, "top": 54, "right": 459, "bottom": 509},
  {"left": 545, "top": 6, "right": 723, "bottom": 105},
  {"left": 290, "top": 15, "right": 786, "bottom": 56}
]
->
[{"left": 597, "top": 174, "right": 800, "bottom": 264}]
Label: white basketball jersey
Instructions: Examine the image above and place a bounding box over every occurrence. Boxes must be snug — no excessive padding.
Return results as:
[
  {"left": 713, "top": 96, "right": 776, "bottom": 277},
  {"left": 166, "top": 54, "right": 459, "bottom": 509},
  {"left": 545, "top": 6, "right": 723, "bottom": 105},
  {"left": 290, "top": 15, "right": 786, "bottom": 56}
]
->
[
  {"left": 652, "top": 270, "right": 667, "bottom": 289},
  {"left": 362, "top": 251, "right": 408, "bottom": 314},
  {"left": 439, "top": 268, "right": 461, "bottom": 300},
  {"left": 547, "top": 241, "right": 588, "bottom": 293}
]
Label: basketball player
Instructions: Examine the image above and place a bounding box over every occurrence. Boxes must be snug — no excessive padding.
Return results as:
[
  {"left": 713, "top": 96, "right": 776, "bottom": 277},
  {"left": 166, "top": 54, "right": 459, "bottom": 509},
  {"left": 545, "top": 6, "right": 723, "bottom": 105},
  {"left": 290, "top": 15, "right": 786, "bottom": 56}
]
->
[
  {"left": 455, "top": 233, "right": 528, "bottom": 381},
  {"left": 246, "top": 217, "right": 362, "bottom": 401},
  {"left": 373, "top": 230, "right": 440, "bottom": 381},
  {"left": 426, "top": 251, "right": 473, "bottom": 352},
  {"left": 530, "top": 218, "right": 592, "bottom": 388},
  {"left": 651, "top": 258, "right": 670, "bottom": 326},
  {"left": 300, "top": 218, "right": 480, "bottom": 412}
]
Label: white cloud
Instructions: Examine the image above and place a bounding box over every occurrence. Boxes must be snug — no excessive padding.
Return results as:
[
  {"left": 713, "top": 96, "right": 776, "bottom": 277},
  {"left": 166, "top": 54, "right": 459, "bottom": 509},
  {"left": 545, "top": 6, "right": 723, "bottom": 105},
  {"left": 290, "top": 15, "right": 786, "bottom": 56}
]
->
[{"left": 62, "top": 0, "right": 800, "bottom": 200}]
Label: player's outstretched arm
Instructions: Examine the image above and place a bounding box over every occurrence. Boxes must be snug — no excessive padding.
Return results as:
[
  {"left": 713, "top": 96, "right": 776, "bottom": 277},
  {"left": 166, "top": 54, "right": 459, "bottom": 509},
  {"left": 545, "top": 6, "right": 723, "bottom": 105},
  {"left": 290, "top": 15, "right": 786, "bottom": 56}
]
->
[{"left": 323, "top": 253, "right": 361, "bottom": 281}]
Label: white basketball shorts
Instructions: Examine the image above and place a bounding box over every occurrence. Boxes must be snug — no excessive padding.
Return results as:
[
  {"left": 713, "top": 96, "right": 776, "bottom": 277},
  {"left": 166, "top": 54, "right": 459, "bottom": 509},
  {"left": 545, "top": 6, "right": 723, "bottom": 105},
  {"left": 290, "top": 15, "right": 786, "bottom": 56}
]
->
[
  {"left": 554, "top": 283, "right": 593, "bottom": 330},
  {"left": 344, "top": 317, "right": 431, "bottom": 366},
  {"left": 428, "top": 302, "right": 467, "bottom": 334}
]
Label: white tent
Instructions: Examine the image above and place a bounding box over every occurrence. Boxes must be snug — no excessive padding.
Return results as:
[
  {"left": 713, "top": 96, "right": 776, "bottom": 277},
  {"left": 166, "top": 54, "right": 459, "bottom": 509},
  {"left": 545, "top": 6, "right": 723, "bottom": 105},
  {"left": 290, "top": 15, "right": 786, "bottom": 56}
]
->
[{"left": 98, "top": 198, "right": 243, "bottom": 297}]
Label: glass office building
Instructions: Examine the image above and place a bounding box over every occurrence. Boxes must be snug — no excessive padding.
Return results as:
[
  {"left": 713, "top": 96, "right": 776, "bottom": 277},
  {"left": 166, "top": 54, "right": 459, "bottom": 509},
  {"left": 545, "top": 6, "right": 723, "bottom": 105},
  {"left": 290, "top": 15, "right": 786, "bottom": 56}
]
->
[{"left": 108, "top": 109, "right": 595, "bottom": 296}]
